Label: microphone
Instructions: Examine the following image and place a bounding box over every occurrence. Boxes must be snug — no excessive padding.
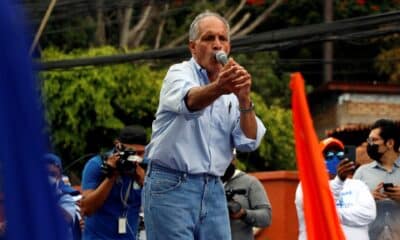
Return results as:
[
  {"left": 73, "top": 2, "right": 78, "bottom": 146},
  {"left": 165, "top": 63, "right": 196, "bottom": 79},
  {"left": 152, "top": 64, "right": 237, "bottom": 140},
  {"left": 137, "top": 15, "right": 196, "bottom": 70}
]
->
[{"left": 215, "top": 50, "right": 228, "bottom": 65}]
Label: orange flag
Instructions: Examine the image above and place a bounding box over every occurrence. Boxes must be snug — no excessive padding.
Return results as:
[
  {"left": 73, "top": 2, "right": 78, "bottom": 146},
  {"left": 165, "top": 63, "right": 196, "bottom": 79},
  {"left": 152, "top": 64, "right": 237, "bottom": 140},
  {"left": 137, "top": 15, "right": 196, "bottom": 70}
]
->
[{"left": 290, "top": 72, "right": 345, "bottom": 240}]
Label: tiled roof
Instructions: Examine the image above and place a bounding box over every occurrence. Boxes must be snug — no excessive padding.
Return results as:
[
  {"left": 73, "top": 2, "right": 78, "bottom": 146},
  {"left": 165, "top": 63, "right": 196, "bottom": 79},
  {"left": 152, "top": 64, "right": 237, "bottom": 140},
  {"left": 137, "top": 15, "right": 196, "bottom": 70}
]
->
[
  {"left": 326, "top": 121, "right": 400, "bottom": 146},
  {"left": 316, "top": 81, "right": 400, "bottom": 94}
]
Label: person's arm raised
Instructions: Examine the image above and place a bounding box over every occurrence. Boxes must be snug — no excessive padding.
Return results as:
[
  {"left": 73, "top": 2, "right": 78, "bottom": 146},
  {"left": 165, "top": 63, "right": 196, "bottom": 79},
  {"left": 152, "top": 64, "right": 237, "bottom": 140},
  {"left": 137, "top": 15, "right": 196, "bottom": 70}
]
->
[
  {"left": 185, "top": 59, "right": 242, "bottom": 111},
  {"left": 231, "top": 60, "right": 257, "bottom": 140},
  {"left": 80, "top": 154, "right": 119, "bottom": 216}
]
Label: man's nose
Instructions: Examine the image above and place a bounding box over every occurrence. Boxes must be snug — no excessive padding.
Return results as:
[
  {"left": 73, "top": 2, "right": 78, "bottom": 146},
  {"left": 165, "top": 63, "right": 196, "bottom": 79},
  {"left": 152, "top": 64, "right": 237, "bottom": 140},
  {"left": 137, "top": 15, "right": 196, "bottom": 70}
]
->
[{"left": 213, "top": 38, "right": 223, "bottom": 49}]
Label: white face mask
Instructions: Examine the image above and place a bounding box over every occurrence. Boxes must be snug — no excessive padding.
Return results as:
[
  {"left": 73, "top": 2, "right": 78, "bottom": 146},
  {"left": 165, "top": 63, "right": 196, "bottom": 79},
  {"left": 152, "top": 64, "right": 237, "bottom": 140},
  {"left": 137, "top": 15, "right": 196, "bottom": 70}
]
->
[{"left": 48, "top": 176, "right": 58, "bottom": 186}]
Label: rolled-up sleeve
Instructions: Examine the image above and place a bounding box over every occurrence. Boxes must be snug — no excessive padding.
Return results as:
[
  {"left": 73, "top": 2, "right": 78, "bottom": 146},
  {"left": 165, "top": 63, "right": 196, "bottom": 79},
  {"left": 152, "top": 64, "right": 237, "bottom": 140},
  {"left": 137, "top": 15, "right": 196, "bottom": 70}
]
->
[
  {"left": 159, "top": 63, "right": 204, "bottom": 120},
  {"left": 233, "top": 117, "right": 266, "bottom": 152}
]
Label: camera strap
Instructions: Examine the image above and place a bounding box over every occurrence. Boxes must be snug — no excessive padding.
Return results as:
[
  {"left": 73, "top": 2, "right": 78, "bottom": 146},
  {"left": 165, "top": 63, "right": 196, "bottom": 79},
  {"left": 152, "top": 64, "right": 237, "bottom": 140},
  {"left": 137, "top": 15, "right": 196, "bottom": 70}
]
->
[
  {"left": 118, "top": 177, "right": 133, "bottom": 235},
  {"left": 121, "top": 179, "right": 133, "bottom": 210}
]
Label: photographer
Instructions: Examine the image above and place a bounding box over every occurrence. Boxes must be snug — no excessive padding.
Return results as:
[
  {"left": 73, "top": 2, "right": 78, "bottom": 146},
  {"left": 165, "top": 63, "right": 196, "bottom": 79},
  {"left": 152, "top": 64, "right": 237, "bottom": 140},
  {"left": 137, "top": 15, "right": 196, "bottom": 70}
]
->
[
  {"left": 81, "top": 125, "right": 146, "bottom": 240},
  {"left": 222, "top": 154, "right": 272, "bottom": 240}
]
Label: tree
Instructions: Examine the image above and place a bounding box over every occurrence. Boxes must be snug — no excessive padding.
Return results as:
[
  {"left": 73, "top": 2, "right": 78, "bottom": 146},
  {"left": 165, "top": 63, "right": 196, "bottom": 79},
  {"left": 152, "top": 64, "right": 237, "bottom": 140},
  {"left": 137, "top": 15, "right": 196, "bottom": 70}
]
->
[
  {"left": 234, "top": 51, "right": 292, "bottom": 108},
  {"left": 375, "top": 45, "right": 400, "bottom": 84},
  {"left": 39, "top": 46, "right": 165, "bottom": 175},
  {"left": 238, "top": 93, "right": 295, "bottom": 171},
  {"left": 231, "top": 52, "right": 295, "bottom": 170},
  {"left": 30, "top": 0, "right": 286, "bottom": 51}
]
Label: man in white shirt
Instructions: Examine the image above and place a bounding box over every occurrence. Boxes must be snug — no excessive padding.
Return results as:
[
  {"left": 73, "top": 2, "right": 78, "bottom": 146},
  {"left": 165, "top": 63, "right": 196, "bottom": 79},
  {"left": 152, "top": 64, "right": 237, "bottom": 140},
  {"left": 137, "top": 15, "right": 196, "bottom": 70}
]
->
[{"left": 295, "top": 137, "right": 376, "bottom": 240}]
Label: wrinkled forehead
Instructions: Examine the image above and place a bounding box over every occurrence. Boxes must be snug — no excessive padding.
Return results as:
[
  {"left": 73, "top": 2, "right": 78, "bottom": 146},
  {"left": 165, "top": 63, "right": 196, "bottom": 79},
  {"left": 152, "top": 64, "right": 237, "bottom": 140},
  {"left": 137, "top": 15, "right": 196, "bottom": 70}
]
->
[{"left": 197, "top": 16, "right": 228, "bottom": 36}]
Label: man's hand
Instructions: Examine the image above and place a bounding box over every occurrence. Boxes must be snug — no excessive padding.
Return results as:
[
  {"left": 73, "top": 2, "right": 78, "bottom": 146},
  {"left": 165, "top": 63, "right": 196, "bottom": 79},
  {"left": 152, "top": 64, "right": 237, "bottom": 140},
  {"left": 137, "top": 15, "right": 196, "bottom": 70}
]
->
[
  {"left": 230, "top": 206, "right": 247, "bottom": 220},
  {"left": 382, "top": 184, "right": 400, "bottom": 202},
  {"left": 106, "top": 153, "right": 120, "bottom": 169},
  {"left": 216, "top": 59, "right": 251, "bottom": 98},
  {"left": 372, "top": 182, "right": 388, "bottom": 200},
  {"left": 337, "top": 159, "right": 355, "bottom": 181}
]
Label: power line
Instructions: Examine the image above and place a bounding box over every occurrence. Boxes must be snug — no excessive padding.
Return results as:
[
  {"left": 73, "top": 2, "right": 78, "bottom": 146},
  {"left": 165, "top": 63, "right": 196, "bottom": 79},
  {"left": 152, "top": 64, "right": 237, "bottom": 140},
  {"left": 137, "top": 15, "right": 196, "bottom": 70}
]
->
[{"left": 37, "top": 10, "right": 400, "bottom": 71}]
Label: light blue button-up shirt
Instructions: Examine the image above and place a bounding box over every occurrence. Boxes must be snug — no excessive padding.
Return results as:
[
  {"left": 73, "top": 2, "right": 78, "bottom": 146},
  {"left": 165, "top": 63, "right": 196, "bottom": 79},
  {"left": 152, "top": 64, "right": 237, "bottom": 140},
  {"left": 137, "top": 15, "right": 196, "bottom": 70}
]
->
[
  {"left": 145, "top": 58, "right": 266, "bottom": 176},
  {"left": 354, "top": 156, "right": 400, "bottom": 191}
]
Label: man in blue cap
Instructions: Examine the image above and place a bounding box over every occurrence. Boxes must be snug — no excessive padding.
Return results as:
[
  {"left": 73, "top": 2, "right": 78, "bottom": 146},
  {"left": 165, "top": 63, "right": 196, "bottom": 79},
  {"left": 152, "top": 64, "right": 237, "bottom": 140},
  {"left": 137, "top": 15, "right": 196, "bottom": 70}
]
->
[
  {"left": 44, "top": 153, "right": 82, "bottom": 240},
  {"left": 44, "top": 153, "right": 80, "bottom": 196}
]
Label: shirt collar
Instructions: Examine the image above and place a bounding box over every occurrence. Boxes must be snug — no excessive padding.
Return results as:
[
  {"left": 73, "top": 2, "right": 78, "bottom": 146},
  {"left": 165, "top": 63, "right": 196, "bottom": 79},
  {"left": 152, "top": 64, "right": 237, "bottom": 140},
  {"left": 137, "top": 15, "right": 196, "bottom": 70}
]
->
[
  {"left": 371, "top": 160, "right": 400, "bottom": 170},
  {"left": 395, "top": 155, "right": 400, "bottom": 166},
  {"left": 190, "top": 57, "right": 209, "bottom": 84},
  {"left": 190, "top": 57, "right": 203, "bottom": 72}
]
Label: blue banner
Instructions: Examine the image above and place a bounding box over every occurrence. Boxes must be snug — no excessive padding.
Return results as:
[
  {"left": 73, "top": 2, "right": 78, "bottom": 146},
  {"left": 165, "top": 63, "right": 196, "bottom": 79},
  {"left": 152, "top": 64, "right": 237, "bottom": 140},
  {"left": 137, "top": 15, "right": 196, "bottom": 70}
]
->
[{"left": 0, "top": 1, "right": 68, "bottom": 239}]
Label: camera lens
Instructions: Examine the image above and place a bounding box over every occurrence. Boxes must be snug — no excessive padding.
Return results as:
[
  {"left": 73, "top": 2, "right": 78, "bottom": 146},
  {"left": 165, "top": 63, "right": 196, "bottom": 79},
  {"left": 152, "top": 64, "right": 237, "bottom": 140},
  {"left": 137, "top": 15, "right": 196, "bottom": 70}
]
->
[{"left": 228, "top": 201, "right": 241, "bottom": 214}]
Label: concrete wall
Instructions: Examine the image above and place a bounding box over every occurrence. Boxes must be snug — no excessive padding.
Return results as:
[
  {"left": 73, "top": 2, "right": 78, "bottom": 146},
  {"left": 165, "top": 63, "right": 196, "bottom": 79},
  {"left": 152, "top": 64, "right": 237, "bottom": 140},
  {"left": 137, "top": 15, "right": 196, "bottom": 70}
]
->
[{"left": 312, "top": 93, "right": 400, "bottom": 139}]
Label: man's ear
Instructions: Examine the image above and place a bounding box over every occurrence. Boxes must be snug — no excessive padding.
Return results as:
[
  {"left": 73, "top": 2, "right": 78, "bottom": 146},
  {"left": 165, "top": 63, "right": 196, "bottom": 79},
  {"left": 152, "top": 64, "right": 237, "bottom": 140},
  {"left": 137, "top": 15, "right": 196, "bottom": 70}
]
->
[
  {"left": 387, "top": 138, "right": 395, "bottom": 150},
  {"left": 188, "top": 41, "right": 195, "bottom": 54}
]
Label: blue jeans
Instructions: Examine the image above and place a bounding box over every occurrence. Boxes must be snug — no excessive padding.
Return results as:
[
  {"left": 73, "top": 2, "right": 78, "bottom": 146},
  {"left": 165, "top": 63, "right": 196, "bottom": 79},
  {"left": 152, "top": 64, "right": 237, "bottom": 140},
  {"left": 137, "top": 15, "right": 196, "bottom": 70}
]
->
[{"left": 143, "top": 162, "right": 231, "bottom": 240}]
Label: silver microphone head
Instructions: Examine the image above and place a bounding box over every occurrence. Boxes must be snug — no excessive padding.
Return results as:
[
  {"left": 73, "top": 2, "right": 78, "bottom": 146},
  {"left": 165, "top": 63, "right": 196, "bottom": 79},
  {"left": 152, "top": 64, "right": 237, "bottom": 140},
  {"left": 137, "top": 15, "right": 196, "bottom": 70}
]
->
[{"left": 215, "top": 50, "right": 228, "bottom": 65}]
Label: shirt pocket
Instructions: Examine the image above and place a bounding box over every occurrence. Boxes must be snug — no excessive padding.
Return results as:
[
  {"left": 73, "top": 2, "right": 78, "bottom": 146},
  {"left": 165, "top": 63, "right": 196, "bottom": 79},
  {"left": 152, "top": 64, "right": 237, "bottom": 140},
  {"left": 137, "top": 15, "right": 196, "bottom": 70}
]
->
[{"left": 211, "top": 100, "right": 234, "bottom": 136}]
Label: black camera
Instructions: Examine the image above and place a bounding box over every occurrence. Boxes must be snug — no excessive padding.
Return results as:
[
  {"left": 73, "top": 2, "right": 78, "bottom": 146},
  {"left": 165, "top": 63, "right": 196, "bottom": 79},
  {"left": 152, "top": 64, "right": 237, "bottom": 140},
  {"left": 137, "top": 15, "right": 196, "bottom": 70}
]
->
[
  {"left": 225, "top": 188, "right": 246, "bottom": 214},
  {"left": 116, "top": 150, "right": 141, "bottom": 172}
]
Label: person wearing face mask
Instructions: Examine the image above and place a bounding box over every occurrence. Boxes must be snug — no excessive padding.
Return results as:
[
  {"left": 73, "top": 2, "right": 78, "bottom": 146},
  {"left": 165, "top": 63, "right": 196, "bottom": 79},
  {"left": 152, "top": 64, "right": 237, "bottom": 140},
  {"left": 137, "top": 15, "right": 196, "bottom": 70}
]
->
[
  {"left": 353, "top": 119, "right": 400, "bottom": 239},
  {"left": 81, "top": 125, "right": 147, "bottom": 240},
  {"left": 353, "top": 119, "right": 400, "bottom": 200},
  {"left": 295, "top": 137, "right": 376, "bottom": 240},
  {"left": 221, "top": 151, "right": 272, "bottom": 240},
  {"left": 44, "top": 153, "right": 82, "bottom": 240}
]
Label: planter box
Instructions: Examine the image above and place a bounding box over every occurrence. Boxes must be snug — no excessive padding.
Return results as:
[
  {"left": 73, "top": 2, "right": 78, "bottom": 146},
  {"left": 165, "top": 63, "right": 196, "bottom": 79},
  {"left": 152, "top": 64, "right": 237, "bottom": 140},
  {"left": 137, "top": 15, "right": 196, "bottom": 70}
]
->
[{"left": 250, "top": 171, "right": 299, "bottom": 240}]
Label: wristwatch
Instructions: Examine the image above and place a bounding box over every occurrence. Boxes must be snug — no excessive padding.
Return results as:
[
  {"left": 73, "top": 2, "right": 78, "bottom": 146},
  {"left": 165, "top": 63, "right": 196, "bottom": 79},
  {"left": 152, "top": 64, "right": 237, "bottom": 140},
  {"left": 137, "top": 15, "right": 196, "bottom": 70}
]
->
[{"left": 239, "top": 101, "right": 254, "bottom": 113}]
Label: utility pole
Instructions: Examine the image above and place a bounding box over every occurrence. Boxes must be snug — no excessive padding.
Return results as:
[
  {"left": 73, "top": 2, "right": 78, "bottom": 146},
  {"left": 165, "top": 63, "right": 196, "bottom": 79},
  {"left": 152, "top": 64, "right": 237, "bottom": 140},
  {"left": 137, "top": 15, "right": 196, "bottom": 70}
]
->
[
  {"left": 29, "top": 0, "right": 58, "bottom": 55},
  {"left": 323, "top": 0, "right": 333, "bottom": 83}
]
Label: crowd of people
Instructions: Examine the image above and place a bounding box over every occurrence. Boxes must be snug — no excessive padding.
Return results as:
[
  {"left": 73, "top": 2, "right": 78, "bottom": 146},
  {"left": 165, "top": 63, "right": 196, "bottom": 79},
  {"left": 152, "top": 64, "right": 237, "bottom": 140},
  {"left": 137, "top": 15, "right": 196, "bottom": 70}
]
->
[
  {"left": 5, "top": 10, "right": 397, "bottom": 240},
  {"left": 0, "top": 0, "right": 399, "bottom": 238},
  {"left": 295, "top": 118, "right": 400, "bottom": 240},
  {"left": 51, "top": 11, "right": 400, "bottom": 240},
  {"left": 40, "top": 11, "right": 270, "bottom": 240},
  {"left": 42, "top": 117, "right": 400, "bottom": 240}
]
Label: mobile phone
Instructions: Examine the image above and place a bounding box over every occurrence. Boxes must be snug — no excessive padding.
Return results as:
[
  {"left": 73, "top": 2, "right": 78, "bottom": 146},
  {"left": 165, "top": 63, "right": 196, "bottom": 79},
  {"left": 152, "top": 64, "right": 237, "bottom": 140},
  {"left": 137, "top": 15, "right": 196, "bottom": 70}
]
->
[
  {"left": 383, "top": 183, "right": 394, "bottom": 192},
  {"left": 343, "top": 145, "right": 356, "bottom": 162}
]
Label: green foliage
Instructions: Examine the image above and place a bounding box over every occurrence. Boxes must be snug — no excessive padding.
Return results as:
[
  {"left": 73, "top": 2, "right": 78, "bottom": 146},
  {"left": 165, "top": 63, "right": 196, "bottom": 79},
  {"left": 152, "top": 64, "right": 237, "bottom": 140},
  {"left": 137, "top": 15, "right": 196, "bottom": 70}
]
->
[
  {"left": 238, "top": 93, "right": 295, "bottom": 171},
  {"left": 268, "top": 0, "right": 323, "bottom": 28},
  {"left": 232, "top": 52, "right": 295, "bottom": 170},
  {"left": 234, "top": 52, "right": 291, "bottom": 108},
  {"left": 42, "top": 17, "right": 96, "bottom": 52},
  {"left": 375, "top": 46, "right": 400, "bottom": 84},
  {"left": 336, "top": 0, "right": 400, "bottom": 19},
  {"left": 255, "top": 93, "right": 295, "bottom": 170},
  {"left": 40, "top": 46, "right": 165, "bottom": 165}
]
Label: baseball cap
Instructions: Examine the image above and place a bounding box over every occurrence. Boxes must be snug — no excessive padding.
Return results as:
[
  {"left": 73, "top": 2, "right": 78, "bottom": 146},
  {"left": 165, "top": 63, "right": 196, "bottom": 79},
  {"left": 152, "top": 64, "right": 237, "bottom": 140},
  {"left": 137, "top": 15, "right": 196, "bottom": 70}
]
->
[
  {"left": 118, "top": 125, "right": 147, "bottom": 145},
  {"left": 320, "top": 137, "right": 344, "bottom": 152},
  {"left": 43, "top": 153, "right": 63, "bottom": 170}
]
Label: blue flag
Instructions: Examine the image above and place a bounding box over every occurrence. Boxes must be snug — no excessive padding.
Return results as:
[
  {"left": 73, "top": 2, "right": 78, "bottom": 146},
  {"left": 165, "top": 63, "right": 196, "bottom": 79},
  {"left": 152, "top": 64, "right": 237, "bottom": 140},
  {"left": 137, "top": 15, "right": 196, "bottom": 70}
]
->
[{"left": 0, "top": 1, "right": 68, "bottom": 239}]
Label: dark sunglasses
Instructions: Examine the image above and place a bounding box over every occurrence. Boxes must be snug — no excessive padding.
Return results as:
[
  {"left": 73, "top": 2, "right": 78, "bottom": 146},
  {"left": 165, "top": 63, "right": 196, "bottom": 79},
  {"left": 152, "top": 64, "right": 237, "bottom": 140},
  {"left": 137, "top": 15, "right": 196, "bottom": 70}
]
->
[{"left": 324, "top": 151, "right": 344, "bottom": 160}]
